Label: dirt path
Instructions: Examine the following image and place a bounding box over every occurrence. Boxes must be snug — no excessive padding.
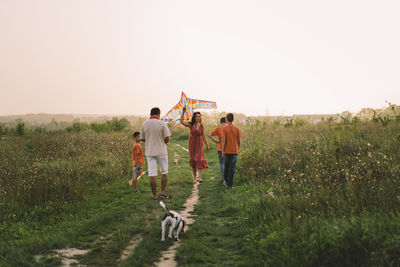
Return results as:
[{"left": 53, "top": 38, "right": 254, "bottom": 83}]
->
[
  {"left": 156, "top": 182, "right": 199, "bottom": 267},
  {"left": 156, "top": 143, "right": 199, "bottom": 267},
  {"left": 174, "top": 143, "right": 189, "bottom": 152},
  {"left": 35, "top": 248, "right": 90, "bottom": 267},
  {"left": 119, "top": 234, "right": 143, "bottom": 262}
]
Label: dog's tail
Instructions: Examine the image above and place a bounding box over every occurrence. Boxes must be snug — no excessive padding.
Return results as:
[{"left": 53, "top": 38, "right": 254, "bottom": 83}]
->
[{"left": 159, "top": 201, "right": 169, "bottom": 212}]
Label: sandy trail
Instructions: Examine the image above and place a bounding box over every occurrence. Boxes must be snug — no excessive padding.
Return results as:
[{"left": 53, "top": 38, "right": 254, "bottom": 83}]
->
[
  {"left": 119, "top": 234, "right": 143, "bottom": 262},
  {"left": 156, "top": 182, "right": 199, "bottom": 267},
  {"left": 174, "top": 143, "right": 189, "bottom": 152},
  {"left": 35, "top": 248, "right": 90, "bottom": 267},
  {"left": 156, "top": 143, "right": 199, "bottom": 267}
]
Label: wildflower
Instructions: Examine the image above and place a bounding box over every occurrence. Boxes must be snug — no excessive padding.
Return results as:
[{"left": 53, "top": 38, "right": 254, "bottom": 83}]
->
[{"left": 267, "top": 188, "right": 274, "bottom": 198}]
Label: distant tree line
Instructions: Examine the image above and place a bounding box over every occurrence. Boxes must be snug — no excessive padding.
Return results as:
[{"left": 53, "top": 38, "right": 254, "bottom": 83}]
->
[{"left": 66, "top": 117, "right": 130, "bottom": 133}]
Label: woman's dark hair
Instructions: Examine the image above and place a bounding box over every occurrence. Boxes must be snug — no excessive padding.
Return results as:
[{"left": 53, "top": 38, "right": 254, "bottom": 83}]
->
[
  {"left": 220, "top": 117, "right": 226, "bottom": 123},
  {"left": 150, "top": 107, "right": 161, "bottom": 116},
  {"left": 190, "top": 112, "right": 201, "bottom": 126},
  {"left": 133, "top": 131, "right": 140, "bottom": 138}
]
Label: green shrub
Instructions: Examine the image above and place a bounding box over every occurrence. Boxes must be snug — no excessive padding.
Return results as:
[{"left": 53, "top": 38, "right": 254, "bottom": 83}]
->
[
  {"left": 16, "top": 120, "right": 25, "bottom": 136},
  {"left": 90, "top": 118, "right": 130, "bottom": 132},
  {"left": 66, "top": 122, "right": 86, "bottom": 132}
]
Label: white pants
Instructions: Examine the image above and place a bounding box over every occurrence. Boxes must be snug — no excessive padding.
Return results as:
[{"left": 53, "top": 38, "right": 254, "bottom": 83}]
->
[{"left": 146, "top": 155, "right": 168, "bottom": 177}]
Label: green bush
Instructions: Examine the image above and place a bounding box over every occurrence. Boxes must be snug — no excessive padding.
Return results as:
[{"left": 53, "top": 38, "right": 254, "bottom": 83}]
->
[
  {"left": 66, "top": 122, "right": 86, "bottom": 132},
  {"left": 16, "top": 121, "right": 25, "bottom": 136},
  {"left": 90, "top": 117, "right": 130, "bottom": 132}
]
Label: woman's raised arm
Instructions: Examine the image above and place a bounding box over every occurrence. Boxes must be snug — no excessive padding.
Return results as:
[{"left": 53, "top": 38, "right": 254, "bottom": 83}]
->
[{"left": 180, "top": 107, "right": 191, "bottom": 128}]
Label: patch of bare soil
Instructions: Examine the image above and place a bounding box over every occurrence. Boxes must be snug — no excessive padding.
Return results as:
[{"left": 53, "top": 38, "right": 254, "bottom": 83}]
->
[
  {"left": 36, "top": 248, "right": 90, "bottom": 267},
  {"left": 174, "top": 152, "right": 180, "bottom": 164}
]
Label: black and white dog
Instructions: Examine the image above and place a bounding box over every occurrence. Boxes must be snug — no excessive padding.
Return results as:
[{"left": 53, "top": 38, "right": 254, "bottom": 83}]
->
[{"left": 160, "top": 201, "right": 186, "bottom": 242}]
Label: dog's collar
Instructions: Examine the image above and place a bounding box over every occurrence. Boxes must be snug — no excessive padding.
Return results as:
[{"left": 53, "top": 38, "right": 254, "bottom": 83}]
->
[{"left": 174, "top": 218, "right": 183, "bottom": 230}]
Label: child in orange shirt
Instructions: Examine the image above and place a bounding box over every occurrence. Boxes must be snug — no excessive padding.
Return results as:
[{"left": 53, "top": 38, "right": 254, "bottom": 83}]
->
[{"left": 132, "top": 131, "right": 144, "bottom": 192}]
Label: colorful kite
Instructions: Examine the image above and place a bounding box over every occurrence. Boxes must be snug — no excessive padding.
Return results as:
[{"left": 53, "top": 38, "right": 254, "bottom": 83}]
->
[{"left": 162, "top": 92, "right": 217, "bottom": 126}]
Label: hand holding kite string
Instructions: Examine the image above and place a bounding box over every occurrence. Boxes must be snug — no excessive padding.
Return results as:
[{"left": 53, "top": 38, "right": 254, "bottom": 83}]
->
[
  {"left": 181, "top": 106, "right": 187, "bottom": 121},
  {"left": 162, "top": 92, "right": 217, "bottom": 126},
  {"left": 180, "top": 106, "right": 191, "bottom": 127}
]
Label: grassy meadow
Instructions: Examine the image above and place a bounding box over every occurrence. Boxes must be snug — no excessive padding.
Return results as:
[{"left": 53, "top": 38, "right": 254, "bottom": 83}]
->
[
  {"left": 175, "top": 116, "right": 400, "bottom": 266},
  {"left": 237, "top": 119, "right": 400, "bottom": 266},
  {"left": 1, "top": 110, "right": 400, "bottom": 266}
]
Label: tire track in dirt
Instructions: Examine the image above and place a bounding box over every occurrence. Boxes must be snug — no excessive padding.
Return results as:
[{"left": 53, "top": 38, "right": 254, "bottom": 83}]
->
[
  {"left": 35, "top": 248, "right": 90, "bottom": 267},
  {"left": 156, "top": 182, "right": 199, "bottom": 267},
  {"left": 155, "top": 143, "right": 199, "bottom": 267},
  {"left": 174, "top": 143, "right": 189, "bottom": 152},
  {"left": 119, "top": 234, "right": 143, "bottom": 262}
]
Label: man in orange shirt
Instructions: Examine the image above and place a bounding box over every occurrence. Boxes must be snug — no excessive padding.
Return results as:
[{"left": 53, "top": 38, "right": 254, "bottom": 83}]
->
[
  {"left": 208, "top": 117, "right": 227, "bottom": 185},
  {"left": 221, "top": 113, "right": 241, "bottom": 189},
  {"left": 132, "top": 131, "right": 144, "bottom": 192}
]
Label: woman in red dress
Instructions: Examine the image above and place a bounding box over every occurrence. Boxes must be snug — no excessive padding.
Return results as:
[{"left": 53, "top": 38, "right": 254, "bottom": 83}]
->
[{"left": 180, "top": 107, "right": 210, "bottom": 183}]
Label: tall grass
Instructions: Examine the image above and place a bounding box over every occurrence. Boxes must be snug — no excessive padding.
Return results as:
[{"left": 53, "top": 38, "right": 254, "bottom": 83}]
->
[
  {"left": 0, "top": 131, "right": 132, "bottom": 233},
  {"left": 0, "top": 116, "right": 198, "bottom": 232},
  {"left": 236, "top": 119, "right": 400, "bottom": 265}
]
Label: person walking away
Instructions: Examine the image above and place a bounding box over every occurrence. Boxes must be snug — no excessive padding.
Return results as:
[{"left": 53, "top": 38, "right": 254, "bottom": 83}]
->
[
  {"left": 221, "top": 113, "right": 241, "bottom": 189},
  {"left": 131, "top": 131, "right": 144, "bottom": 192},
  {"left": 180, "top": 107, "right": 210, "bottom": 183},
  {"left": 140, "top": 107, "right": 171, "bottom": 200},
  {"left": 208, "top": 117, "right": 227, "bottom": 185}
]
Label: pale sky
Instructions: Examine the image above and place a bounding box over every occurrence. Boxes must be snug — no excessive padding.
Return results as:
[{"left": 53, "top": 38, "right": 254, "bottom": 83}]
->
[{"left": 1, "top": 0, "right": 399, "bottom": 116}]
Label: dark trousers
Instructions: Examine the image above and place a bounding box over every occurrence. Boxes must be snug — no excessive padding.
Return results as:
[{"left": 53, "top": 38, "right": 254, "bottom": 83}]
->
[
  {"left": 224, "top": 154, "right": 238, "bottom": 188},
  {"left": 217, "top": 151, "right": 225, "bottom": 183}
]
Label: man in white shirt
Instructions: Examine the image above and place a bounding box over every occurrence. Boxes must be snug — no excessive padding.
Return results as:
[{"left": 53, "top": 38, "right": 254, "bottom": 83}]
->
[{"left": 140, "top": 107, "right": 171, "bottom": 200}]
